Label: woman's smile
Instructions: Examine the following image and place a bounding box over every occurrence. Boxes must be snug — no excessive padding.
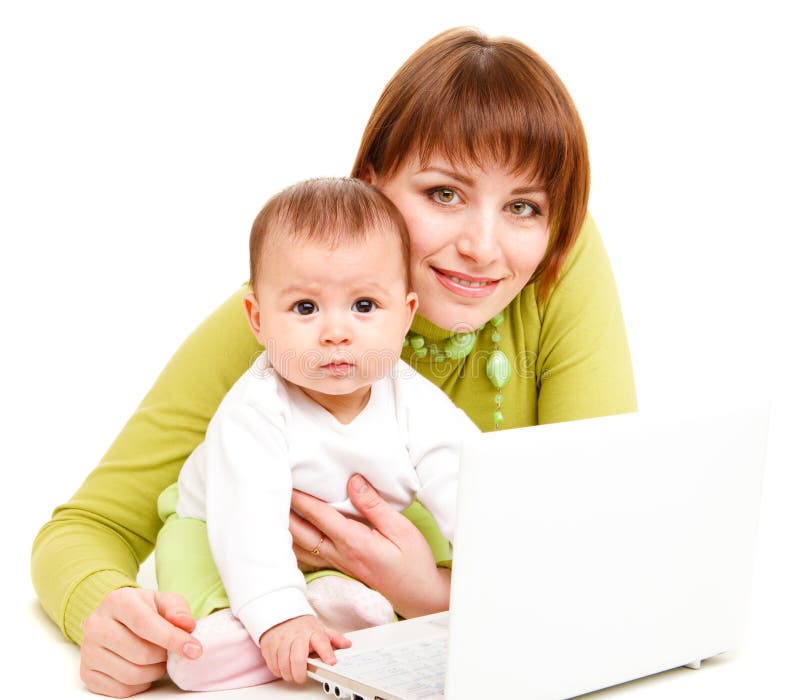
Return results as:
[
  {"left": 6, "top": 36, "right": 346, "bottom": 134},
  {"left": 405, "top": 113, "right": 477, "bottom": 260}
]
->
[{"left": 432, "top": 266, "right": 501, "bottom": 298}]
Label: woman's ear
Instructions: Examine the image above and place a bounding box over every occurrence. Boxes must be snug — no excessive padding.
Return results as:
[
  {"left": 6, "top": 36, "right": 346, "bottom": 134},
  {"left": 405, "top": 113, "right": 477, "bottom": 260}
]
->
[
  {"left": 360, "top": 163, "right": 377, "bottom": 185},
  {"left": 243, "top": 292, "right": 264, "bottom": 344},
  {"left": 404, "top": 291, "right": 419, "bottom": 333}
]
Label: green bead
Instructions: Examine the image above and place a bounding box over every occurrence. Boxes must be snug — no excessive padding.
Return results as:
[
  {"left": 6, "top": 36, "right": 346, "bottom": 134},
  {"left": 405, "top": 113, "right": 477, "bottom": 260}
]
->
[
  {"left": 444, "top": 331, "right": 476, "bottom": 360},
  {"left": 402, "top": 337, "right": 409, "bottom": 348},
  {"left": 414, "top": 347, "right": 428, "bottom": 358},
  {"left": 491, "top": 331, "right": 502, "bottom": 343},
  {"left": 410, "top": 336, "right": 425, "bottom": 349},
  {"left": 490, "top": 312, "right": 505, "bottom": 328},
  {"left": 493, "top": 410, "right": 505, "bottom": 425},
  {"left": 486, "top": 349, "right": 511, "bottom": 389},
  {"left": 495, "top": 393, "right": 504, "bottom": 405}
]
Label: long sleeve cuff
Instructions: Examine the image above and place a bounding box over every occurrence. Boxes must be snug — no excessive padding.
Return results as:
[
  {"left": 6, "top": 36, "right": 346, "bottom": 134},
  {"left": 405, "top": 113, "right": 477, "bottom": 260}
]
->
[
  {"left": 236, "top": 587, "right": 315, "bottom": 645},
  {"left": 65, "top": 570, "right": 138, "bottom": 645}
]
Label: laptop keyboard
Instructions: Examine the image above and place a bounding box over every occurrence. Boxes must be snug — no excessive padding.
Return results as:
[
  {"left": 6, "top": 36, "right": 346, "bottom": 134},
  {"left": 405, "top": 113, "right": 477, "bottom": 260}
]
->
[{"left": 333, "top": 636, "right": 447, "bottom": 699}]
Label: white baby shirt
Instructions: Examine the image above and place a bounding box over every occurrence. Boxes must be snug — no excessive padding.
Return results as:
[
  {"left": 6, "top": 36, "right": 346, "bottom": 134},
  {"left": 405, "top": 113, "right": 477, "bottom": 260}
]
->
[{"left": 176, "top": 355, "right": 478, "bottom": 643}]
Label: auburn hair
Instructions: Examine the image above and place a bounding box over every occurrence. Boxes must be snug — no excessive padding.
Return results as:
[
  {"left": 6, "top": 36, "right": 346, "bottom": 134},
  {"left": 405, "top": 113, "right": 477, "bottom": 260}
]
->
[
  {"left": 351, "top": 27, "right": 590, "bottom": 300},
  {"left": 249, "top": 177, "right": 411, "bottom": 290}
]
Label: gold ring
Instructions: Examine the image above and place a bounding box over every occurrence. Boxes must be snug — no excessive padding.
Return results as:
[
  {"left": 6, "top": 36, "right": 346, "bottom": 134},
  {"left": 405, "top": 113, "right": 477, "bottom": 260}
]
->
[{"left": 309, "top": 536, "right": 325, "bottom": 556}]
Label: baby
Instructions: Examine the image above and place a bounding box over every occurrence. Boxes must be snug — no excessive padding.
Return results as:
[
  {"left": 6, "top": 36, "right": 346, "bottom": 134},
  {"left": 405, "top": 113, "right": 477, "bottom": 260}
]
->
[{"left": 158, "top": 177, "right": 478, "bottom": 690}]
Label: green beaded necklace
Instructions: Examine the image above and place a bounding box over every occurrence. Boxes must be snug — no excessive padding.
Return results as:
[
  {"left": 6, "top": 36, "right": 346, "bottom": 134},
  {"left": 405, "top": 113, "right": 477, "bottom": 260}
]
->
[{"left": 403, "top": 311, "right": 511, "bottom": 429}]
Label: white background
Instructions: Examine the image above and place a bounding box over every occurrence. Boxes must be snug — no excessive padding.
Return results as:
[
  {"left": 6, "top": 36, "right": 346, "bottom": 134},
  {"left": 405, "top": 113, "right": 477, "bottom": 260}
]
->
[{"left": 2, "top": 1, "right": 798, "bottom": 697}]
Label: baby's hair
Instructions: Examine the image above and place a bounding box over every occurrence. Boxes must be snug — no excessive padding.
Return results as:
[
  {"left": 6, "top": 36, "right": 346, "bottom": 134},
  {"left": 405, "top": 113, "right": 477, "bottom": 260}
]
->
[
  {"left": 351, "top": 27, "right": 590, "bottom": 300},
  {"left": 249, "top": 177, "right": 411, "bottom": 291}
]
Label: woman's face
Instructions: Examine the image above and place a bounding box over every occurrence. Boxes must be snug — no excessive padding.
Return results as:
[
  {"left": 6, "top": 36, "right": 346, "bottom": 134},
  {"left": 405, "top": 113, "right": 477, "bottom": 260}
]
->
[{"left": 372, "top": 157, "right": 551, "bottom": 331}]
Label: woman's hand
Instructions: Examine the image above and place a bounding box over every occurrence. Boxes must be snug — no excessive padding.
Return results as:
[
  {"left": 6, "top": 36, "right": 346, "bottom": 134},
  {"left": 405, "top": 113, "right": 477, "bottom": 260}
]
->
[
  {"left": 290, "top": 474, "right": 451, "bottom": 620},
  {"left": 80, "top": 588, "right": 202, "bottom": 697}
]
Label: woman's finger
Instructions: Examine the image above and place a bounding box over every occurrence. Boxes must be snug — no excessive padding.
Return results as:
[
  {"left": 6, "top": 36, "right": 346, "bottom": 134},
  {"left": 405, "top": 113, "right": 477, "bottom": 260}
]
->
[
  {"left": 78, "top": 665, "right": 151, "bottom": 699},
  {"left": 114, "top": 591, "right": 201, "bottom": 660},
  {"left": 86, "top": 616, "right": 166, "bottom": 667},
  {"left": 289, "top": 511, "right": 338, "bottom": 570},
  {"left": 155, "top": 590, "right": 197, "bottom": 633},
  {"left": 81, "top": 644, "right": 166, "bottom": 687},
  {"left": 290, "top": 489, "right": 357, "bottom": 542},
  {"left": 347, "top": 474, "right": 415, "bottom": 543},
  {"left": 288, "top": 509, "right": 324, "bottom": 550},
  {"left": 293, "top": 547, "right": 330, "bottom": 574}
]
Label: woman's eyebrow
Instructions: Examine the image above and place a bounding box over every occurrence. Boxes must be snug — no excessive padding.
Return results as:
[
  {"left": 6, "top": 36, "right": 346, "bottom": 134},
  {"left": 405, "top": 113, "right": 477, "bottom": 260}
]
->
[
  {"left": 415, "top": 166, "right": 475, "bottom": 186},
  {"left": 511, "top": 185, "right": 548, "bottom": 196},
  {"left": 415, "top": 167, "right": 546, "bottom": 197}
]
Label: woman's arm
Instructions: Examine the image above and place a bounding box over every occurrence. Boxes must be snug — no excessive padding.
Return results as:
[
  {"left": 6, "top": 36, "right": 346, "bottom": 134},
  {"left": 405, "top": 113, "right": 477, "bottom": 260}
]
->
[
  {"left": 31, "top": 285, "right": 260, "bottom": 645},
  {"left": 535, "top": 215, "right": 638, "bottom": 423},
  {"left": 31, "top": 286, "right": 261, "bottom": 698}
]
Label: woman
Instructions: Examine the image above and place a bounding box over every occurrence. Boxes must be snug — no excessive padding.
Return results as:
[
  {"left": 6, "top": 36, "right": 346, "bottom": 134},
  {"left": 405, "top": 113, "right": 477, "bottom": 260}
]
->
[{"left": 31, "top": 27, "right": 636, "bottom": 697}]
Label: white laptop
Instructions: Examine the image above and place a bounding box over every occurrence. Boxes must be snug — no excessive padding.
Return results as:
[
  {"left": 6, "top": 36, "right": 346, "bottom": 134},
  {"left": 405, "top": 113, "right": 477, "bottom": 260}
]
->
[{"left": 307, "top": 404, "right": 769, "bottom": 700}]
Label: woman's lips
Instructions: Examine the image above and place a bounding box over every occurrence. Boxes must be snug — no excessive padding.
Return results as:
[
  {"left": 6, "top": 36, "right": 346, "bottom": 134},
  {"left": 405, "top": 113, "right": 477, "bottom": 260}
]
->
[{"left": 432, "top": 267, "right": 500, "bottom": 298}]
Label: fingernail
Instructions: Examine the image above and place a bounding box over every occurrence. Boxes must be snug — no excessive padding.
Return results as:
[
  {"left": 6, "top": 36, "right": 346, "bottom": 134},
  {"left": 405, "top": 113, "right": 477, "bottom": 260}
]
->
[
  {"left": 351, "top": 474, "right": 367, "bottom": 493},
  {"left": 182, "top": 642, "right": 202, "bottom": 659}
]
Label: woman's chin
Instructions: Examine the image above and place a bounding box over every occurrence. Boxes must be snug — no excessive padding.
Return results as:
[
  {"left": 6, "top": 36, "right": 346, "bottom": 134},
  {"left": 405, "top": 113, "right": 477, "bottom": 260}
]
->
[{"left": 416, "top": 299, "right": 500, "bottom": 332}]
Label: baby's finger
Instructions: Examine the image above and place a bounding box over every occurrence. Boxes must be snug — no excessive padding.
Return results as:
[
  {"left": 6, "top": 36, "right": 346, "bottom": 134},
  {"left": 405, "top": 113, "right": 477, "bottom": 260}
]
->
[
  {"left": 289, "top": 636, "right": 309, "bottom": 684},
  {"left": 310, "top": 630, "right": 337, "bottom": 666},
  {"left": 326, "top": 628, "right": 352, "bottom": 650},
  {"left": 260, "top": 642, "right": 279, "bottom": 679},
  {"left": 277, "top": 640, "right": 294, "bottom": 682}
]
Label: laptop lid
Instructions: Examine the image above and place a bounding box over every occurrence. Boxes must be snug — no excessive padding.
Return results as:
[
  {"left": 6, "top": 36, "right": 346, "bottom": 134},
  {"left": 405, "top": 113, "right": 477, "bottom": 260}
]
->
[{"left": 445, "top": 404, "right": 769, "bottom": 699}]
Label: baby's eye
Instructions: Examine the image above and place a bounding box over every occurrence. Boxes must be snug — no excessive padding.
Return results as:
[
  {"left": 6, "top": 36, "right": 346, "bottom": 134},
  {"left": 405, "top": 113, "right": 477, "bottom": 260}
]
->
[
  {"left": 352, "top": 299, "right": 376, "bottom": 313},
  {"left": 292, "top": 300, "right": 317, "bottom": 315},
  {"left": 507, "top": 200, "right": 541, "bottom": 218},
  {"left": 430, "top": 188, "right": 461, "bottom": 205}
]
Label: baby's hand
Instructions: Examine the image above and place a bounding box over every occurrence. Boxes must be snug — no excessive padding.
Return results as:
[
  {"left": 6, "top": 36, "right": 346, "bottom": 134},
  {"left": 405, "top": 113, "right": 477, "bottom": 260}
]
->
[{"left": 259, "top": 614, "right": 351, "bottom": 683}]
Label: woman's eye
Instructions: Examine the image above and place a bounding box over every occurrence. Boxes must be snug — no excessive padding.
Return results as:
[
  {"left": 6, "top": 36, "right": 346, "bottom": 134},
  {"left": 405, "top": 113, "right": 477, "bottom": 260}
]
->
[
  {"left": 507, "top": 201, "right": 541, "bottom": 217},
  {"left": 352, "top": 299, "right": 376, "bottom": 313},
  {"left": 430, "top": 188, "right": 461, "bottom": 205},
  {"left": 292, "top": 300, "right": 317, "bottom": 315}
]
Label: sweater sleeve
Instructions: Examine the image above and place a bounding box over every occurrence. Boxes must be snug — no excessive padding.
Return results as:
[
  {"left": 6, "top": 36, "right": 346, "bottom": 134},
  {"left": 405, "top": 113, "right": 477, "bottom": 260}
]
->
[
  {"left": 201, "top": 381, "right": 313, "bottom": 643},
  {"left": 535, "top": 215, "right": 638, "bottom": 424},
  {"left": 30, "top": 285, "right": 261, "bottom": 644}
]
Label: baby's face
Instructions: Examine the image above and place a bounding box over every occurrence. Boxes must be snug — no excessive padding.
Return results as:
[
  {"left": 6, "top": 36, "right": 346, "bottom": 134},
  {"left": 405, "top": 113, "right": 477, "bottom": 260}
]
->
[{"left": 252, "top": 228, "right": 417, "bottom": 400}]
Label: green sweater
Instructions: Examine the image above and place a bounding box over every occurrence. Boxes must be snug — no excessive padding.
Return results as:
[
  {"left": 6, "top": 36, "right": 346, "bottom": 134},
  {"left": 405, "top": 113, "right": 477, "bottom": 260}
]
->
[{"left": 30, "top": 215, "right": 636, "bottom": 645}]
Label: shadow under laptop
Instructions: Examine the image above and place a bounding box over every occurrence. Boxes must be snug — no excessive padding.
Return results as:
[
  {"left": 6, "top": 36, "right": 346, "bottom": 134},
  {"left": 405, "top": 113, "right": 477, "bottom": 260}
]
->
[{"left": 582, "top": 652, "right": 735, "bottom": 698}]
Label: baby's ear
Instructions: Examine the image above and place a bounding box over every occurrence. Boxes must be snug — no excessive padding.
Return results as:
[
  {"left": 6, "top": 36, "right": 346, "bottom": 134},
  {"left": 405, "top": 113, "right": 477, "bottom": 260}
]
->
[{"left": 243, "top": 292, "right": 264, "bottom": 343}]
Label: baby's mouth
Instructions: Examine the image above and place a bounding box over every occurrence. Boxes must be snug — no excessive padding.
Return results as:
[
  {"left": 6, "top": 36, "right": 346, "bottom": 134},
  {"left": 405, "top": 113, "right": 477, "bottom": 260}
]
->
[{"left": 320, "top": 361, "right": 354, "bottom": 376}]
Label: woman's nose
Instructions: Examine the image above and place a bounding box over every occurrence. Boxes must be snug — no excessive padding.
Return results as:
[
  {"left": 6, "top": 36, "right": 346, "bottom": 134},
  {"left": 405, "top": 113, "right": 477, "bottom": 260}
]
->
[{"left": 455, "top": 209, "right": 500, "bottom": 265}]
